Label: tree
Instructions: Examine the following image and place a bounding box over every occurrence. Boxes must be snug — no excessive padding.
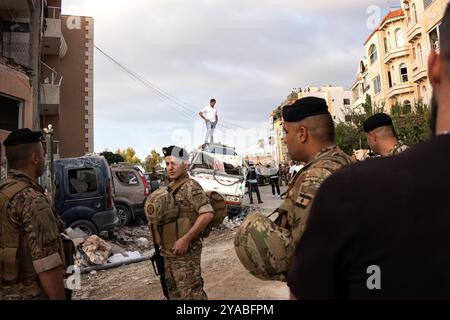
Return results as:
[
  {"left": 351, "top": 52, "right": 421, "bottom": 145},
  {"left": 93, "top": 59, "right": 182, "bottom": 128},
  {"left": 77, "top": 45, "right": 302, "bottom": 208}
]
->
[
  {"left": 144, "top": 150, "right": 163, "bottom": 172},
  {"left": 115, "top": 147, "right": 141, "bottom": 165},
  {"left": 100, "top": 151, "right": 125, "bottom": 165}
]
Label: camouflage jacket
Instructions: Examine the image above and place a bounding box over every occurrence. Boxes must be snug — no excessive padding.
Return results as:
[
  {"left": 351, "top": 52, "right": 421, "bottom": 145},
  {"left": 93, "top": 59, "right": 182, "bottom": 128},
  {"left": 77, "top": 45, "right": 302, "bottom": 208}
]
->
[
  {"left": 0, "top": 170, "right": 65, "bottom": 299},
  {"left": 279, "top": 146, "right": 353, "bottom": 247},
  {"left": 387, "top": 141, "right": 409, "bottom": 156}
]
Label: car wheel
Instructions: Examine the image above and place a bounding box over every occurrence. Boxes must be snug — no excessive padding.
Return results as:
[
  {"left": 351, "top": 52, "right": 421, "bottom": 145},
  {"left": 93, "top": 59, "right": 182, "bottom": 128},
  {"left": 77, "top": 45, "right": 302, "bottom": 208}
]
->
[
  {"left": 116, "top": 204, "right": 132, "bottom": 227},
  {"left": 69, "top": 219, "right": 98, "bottom": 236}
]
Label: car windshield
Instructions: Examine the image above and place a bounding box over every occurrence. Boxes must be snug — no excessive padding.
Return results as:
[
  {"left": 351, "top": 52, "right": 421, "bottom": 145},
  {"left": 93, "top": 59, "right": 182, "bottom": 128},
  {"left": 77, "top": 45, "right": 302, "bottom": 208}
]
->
[{"left": 190, "top": 151, "right": 243, "bottom": 177}]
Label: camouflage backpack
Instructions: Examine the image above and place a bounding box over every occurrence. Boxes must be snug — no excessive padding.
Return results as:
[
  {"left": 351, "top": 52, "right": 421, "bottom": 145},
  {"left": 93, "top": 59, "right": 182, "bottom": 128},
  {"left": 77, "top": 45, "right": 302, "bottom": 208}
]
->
[{"left": 201, "top": 191, "right": 227, "bottom": 238}]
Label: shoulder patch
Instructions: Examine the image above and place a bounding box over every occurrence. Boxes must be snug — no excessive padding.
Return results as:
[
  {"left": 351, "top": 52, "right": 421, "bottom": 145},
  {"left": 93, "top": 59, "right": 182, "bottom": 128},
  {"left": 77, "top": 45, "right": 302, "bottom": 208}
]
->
[{"left": 295, "top": 193, "right": 313, "bottom": 209}]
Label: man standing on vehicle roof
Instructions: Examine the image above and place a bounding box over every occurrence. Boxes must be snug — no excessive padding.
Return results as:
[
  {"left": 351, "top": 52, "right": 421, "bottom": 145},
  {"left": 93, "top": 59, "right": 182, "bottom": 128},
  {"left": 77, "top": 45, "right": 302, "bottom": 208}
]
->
[
  {"left": 145, "top": 146, "right": 213, "bottom": 300},
  {"left": 199, "top": 99, "right": 218, "bottom": 145}
]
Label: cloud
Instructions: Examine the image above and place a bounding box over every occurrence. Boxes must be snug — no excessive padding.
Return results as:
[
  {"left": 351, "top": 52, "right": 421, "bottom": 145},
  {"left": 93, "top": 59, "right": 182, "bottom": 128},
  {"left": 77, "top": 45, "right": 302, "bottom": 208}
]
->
[{"left": 63, "top": 0, "right": 400, "bottom": 159}]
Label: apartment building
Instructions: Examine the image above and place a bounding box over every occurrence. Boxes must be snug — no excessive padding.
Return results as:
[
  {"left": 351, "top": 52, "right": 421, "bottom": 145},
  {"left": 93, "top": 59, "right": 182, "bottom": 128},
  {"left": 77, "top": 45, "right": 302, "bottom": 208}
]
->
[
  {"left": 41, "top": 0, "right": 94, "bottom": 158},
  {"left": 352, "top": 0, "right": 449, "bottom": 114},
  {"left": 0, "top": 0, "right": 94, "bottom": 171},
  {"left": 269, "top": 86, "right": 352, "bottom": 163}
]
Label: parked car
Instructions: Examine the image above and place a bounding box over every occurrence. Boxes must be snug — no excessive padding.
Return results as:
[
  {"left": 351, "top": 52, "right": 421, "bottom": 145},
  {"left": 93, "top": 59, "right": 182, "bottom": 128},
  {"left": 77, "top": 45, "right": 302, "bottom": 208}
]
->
[
  {"left": 54, "top": 155, "right": 118, "bottom": 235},
  {"left": 110, "top": 163, "right": 150, "bottom": 226}
]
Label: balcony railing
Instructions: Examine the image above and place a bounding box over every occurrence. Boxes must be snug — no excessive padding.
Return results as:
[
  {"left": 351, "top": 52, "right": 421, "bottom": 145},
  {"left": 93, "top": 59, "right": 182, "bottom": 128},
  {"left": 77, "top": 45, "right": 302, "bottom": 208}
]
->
[
  {"left": 40, "top": 62, "right": 62, "bottom": 114},
  {"left": 406, "top": 23, "right": 422, "bottom": 43},
  {"left": 384, "top": 46, "right": 409, "bottom": 64},
  {"left": 387, "top": 83, "right": 415, "bottom": 99}
]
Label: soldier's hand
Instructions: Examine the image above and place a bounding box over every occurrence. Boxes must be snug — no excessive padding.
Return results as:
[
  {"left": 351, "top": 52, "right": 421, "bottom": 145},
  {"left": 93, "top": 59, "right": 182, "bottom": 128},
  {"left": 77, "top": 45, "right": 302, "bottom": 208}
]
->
[{"left": 172, "top": 237, "right": 190, "bottom": 255}]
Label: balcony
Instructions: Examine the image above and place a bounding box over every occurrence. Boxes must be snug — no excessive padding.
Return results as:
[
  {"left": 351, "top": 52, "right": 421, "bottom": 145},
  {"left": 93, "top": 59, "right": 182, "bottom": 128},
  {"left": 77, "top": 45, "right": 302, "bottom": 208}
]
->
[
  {"left": 406, "top": 23, "right": 423, "bottom": 43},
  {"left": 40, "top": 63, "right": 63, "bottom": 115},
  {"left": 43, "top": 18, "right": 67, "bottom": 57},
  {"left": 411, "top": 64, "right": 428, "bottom": 82},
  {"left": 42, "top": 6, "right": 67, "bottom": 57},
  {"left": 384, "top": 46, "right": 409, "bottom": 64},
  {"left": 387, "top": 83, "right": 415, "bottom": 99}
]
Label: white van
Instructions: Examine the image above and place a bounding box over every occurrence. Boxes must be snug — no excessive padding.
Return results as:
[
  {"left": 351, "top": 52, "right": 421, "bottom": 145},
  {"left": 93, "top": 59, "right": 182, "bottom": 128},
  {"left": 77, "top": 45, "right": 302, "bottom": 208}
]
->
[{"left": 189, "top": 144, "right": 246, "bottom": 216}]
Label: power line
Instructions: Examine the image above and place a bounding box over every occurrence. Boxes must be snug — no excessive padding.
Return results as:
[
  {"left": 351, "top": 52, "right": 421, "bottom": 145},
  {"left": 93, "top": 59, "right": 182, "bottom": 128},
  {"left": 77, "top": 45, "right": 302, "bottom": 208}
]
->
[{"left": 94, "top": 45, "right": 244, "bottom": 130}]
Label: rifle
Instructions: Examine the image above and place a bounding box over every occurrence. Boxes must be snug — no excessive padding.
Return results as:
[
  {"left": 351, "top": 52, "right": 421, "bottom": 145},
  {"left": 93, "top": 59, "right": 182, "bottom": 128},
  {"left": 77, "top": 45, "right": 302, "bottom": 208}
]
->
[{"left": 150, "top": 242, "right": 170, "bottom": 300}]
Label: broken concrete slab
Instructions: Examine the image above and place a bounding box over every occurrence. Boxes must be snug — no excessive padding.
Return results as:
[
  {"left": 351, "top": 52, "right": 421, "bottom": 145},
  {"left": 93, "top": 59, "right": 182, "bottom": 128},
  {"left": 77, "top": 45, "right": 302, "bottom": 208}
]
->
[{"left": 82, "top": 235, "right": 112, "bottom": 265}]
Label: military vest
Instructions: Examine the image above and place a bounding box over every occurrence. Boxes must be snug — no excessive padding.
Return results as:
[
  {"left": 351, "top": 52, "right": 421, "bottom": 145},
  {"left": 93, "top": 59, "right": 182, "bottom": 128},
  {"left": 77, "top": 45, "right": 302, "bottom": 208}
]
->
[{"left": 0, "top": 178, "right": 41, "bottom": 298}]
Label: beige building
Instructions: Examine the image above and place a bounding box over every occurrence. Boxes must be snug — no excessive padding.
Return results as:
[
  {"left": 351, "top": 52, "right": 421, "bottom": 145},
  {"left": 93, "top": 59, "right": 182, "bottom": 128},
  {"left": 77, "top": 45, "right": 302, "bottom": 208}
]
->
[
  {"left": 269, "top": 86, "right": 352, "bottom": 163},
  {"left": 0, "top": 0, "right": 94, "bottom": 170},
  {"left": 352, "top": 1, "right": 449, "bottom": 114},
  {"left": 353, "top": 9, "right": 415, "bottom": 113}
]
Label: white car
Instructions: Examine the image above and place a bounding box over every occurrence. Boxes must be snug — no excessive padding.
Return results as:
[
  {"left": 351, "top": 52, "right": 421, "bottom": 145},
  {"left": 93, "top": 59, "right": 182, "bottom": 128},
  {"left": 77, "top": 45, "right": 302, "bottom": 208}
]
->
[{"left": 189, "top": 145, "right": 246, "bottom": 217}]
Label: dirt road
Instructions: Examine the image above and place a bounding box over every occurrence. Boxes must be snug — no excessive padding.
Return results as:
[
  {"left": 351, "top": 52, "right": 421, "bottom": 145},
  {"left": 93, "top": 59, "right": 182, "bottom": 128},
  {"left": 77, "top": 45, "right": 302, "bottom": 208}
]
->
[{"left": 72, "top": 185, "right": 290, "bottom": 300}]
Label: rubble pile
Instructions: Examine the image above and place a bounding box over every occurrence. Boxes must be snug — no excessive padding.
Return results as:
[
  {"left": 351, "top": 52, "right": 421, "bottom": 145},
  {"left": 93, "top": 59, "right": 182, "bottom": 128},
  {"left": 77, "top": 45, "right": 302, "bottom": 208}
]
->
[{"left": 66, "top": 227, "right": 148, "bottom": 269}]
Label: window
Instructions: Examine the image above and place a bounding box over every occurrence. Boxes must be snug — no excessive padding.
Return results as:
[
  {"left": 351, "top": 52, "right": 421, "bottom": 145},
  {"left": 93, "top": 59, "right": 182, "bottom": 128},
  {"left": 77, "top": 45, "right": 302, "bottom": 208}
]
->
[
  {"left": 429, "top": 26, "right": 440, "bottom": 51},
  {"left": 412, "top": 47, "right": 416, "bottom": 62},
  {"left": 68, "top": 168, "right": 98, "bottom": 194},
  {"left": 395, "top": 29, "right": 404, "bottom": 47},
  {"left": 369, "top": 44, "right": 378, "bottom": 64},
  {"left": 388, "top": 71, "right": 393, "bottom": 88},
  {"left": 400, "top": 63, "right": 409, "bottom": 82},
  {"left": 422, "top": 85, "right": 428, "bottom": 102},
  {"left": 383, "top": 37, "right": 389, "bottom": 53},
  {"left": 115, "top": 171, "right": 139, "bottom": 186},
  {"left": 417, "top": 43, "right": 423, "bottom": 66},
  {"left": 403, "top": 100, "right": 412, "bottom": 114},
  {"left": 0, "top": 95, "right": 22, "bottom": 131},
  {"left": 344, "top": 99, "right": 351, "bottom": 105},
  {"left": 412, "top": 3, "right": 418, "bottom": 24},
  {"left": 373, "top": 75, "right": 381, "bottom": 95},
  {"left": 363, "top": 75, "right": 370, "bottom": 92}
]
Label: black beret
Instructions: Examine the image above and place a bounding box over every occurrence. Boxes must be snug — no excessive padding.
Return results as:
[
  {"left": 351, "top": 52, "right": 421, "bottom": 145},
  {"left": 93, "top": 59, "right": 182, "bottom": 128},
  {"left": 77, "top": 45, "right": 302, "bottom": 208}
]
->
[
  {"left": 162, "top": 146, "right": 189, "bottom": 161},
  {"left": 282, "top": 97, "right": 329, "bottom": 122},
  {"left": 3, "top": 128, "right": 44, "bottom": 147},
  {"left": 363, "top": 113, "right": 393, "bottom": 133}
]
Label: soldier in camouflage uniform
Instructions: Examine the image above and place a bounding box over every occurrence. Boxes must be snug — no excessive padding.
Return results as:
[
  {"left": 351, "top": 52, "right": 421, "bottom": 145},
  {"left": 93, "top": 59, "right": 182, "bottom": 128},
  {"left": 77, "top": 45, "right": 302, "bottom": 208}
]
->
[
  {"left": 145, "top": 146, "right": 213, "bottom": 300},
  {"left": 363, "top": 113, "right": 409, "bottom": 157},
  {"left": 235, "top": 97, "right": 353, "bottom": 281},
  {"left": 0, "top": 129, "right": 66, "bottom": 300}
]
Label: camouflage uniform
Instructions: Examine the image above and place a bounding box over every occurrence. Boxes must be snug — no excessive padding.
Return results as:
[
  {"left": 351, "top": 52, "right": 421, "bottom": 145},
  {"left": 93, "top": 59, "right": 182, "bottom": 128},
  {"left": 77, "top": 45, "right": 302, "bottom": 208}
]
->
[
  {"left": 278, "top": 145, "right": 353, "bottom": 262},
  {"left": 0, "top": 170, "right": 65, "bottom": 300},
  {"left": 387, "top": 141, "right": 409, "bottom": 156},
  {"left": 148, "top": 174, "right": 213, "bottom": 300}
]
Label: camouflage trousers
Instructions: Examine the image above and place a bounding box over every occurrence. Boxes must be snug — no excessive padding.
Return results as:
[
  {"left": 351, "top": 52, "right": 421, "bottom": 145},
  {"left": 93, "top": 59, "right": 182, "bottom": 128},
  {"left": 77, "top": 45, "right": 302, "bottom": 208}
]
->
[{"left": 164, "top": 241, "right": 208, "bottom": 300}]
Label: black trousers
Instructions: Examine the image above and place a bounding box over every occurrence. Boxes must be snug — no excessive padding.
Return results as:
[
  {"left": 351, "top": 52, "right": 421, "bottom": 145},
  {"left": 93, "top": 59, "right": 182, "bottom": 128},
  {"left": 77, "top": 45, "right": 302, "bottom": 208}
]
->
[
  {"left": 248, "top": 182, "right": 262, "bottom": 203},
  {"left": 270, "top": 177, "right": 280, "bottom": 196}
]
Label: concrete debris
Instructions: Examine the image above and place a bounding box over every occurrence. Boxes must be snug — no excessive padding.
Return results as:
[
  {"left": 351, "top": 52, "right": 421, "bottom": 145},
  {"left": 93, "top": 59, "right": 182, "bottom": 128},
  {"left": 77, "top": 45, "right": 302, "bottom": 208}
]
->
[
  {"left": 136, "top": 237, "right": 149, "bottom": 248},
  {"left": 65, "top": 227, "right": 89, "bottom": 248},
  {"left": 82, "top": 235, "right": 113, "bottom": 265}
]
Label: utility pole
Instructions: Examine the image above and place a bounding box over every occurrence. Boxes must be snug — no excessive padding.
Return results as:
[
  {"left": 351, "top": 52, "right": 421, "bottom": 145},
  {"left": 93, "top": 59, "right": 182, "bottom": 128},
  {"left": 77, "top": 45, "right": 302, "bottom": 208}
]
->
[
  {"left": 30, "top": 0, "right": 43, "bottom": 130},
  {"left": 44, "top": 124, "right": 55, "bottom": 205}
]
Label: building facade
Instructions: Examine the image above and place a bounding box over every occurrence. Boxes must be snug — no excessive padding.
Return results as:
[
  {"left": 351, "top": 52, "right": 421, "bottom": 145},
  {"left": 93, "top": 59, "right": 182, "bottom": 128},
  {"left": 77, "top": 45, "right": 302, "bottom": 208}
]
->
[
  {"left": 352, "top": 0, "right": 449, "bottom": 114},
  {"left": 269, "top": 86, "right": 352, "bottom": 164},
  {"left": 0, "top": 0, "right": 94, "bottom": 172},
  {"left": 41, "top": 0, "right": 94, "bottom": 158}
]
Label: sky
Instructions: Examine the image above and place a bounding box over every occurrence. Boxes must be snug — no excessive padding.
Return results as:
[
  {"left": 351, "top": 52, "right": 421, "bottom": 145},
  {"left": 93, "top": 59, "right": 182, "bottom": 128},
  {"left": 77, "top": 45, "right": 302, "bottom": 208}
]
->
[{"left": 62, "top": 0, "right": 400, "bottom": 160}]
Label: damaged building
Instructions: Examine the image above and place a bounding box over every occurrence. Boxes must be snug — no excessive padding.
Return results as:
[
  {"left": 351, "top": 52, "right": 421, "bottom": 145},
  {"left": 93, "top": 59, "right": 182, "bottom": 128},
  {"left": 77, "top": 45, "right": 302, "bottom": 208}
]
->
[{"left": 0, "top": 0, "right": 94, "bottom": 178}]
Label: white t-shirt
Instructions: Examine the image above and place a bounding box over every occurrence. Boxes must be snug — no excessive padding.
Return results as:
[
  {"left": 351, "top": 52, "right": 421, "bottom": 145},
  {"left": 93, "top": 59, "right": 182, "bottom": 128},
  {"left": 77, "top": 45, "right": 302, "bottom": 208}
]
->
[{"left": 201, "top": 105, "right": 217, "bottom": 123}]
